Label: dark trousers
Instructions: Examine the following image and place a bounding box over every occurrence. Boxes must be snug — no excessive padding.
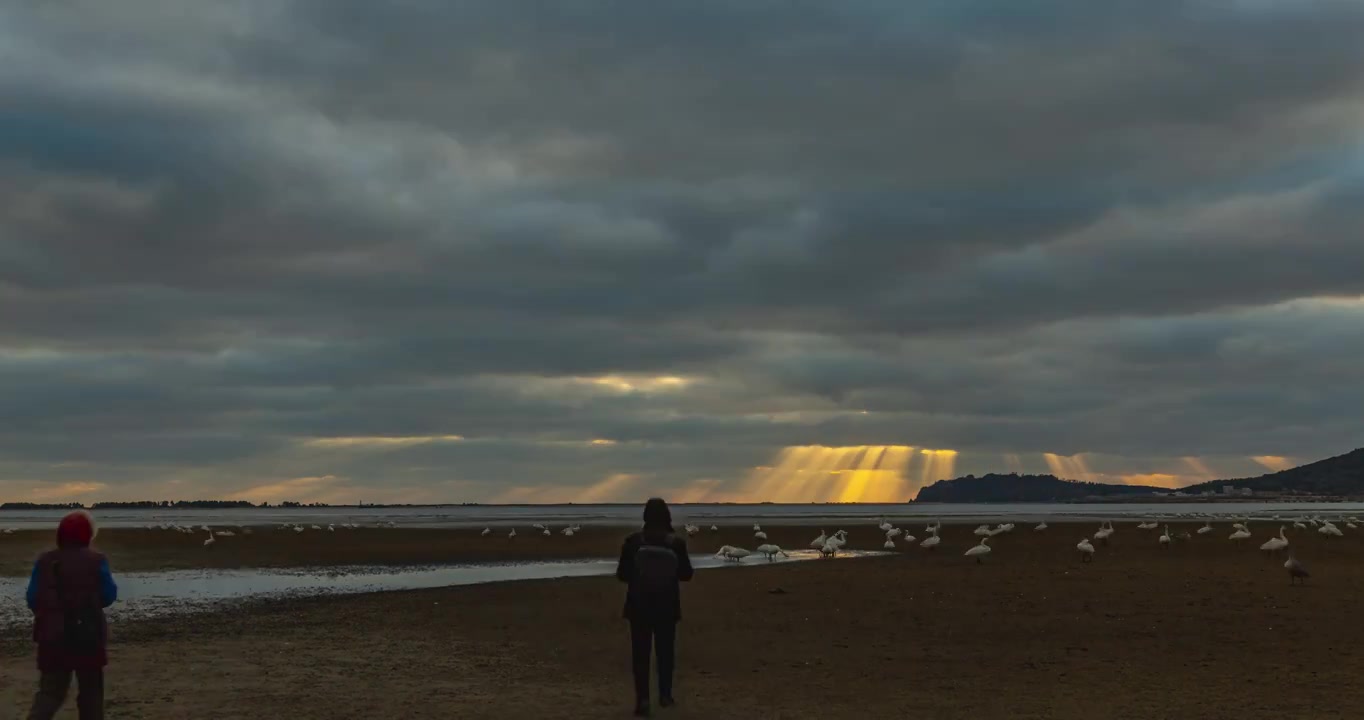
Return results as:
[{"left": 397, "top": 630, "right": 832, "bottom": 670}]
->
[
  {"left": 629, "top": 619, "right": 676, "bottom": 703},
  {"left": 28, "top": 669, "right": 103, "bottom": 720}
]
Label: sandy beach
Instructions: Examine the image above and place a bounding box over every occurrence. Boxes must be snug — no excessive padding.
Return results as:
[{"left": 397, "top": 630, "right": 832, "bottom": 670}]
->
[{"left": 3, "top": 522, "right": 1364, "bottom": 718}]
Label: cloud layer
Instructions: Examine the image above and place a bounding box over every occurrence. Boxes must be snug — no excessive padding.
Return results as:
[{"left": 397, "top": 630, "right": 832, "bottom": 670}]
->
[{"left": 3, "top": 0, "right": 1363, "bottom": 502}]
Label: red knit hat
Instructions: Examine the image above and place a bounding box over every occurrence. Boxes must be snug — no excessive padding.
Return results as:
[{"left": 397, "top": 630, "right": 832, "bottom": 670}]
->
[{"left": 57, "top": 510, "right": 96, "bottom": 548}]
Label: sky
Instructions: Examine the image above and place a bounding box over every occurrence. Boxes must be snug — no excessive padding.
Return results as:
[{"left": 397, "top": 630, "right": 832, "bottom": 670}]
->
[{"left": 3, "top": 1, "right": 1364, "bottom": 505}]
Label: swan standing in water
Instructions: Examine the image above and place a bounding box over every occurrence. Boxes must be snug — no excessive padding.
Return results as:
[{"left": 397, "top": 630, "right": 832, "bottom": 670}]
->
[
  {"left": 716, "top": 545, "right": 751, "bottom": 562},
  {"left": 1077, "top": 538, "right": 1095, "bottom": 562},
  {"left": 921, "top": 527, "right": 941, "bottom": 550},
  {"left": 754, "top": 530, "right": 768, "bottom": 541},
  {"left": 809, "top": 529, "right": 828, "bottom": 549},
  {"left": 755, "top": 544, "right": 789, "bottom": 560},
  {"left": 964, "top": 537, "right": 991, "bottom": 563}
]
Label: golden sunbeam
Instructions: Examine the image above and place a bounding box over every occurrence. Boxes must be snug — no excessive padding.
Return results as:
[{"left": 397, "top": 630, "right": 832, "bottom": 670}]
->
[
  {"left": 916, "top": 449, "right": 959, "bottom": 488},
  {"left": 1119, "top": 473, "right": 1183, "bottom": 489},
  {"left": 735, "top": 445, "right": 920, "bottom": 502},
  {"left": 1043, "top": 453, "right": 1094, "bottom": 482},
  {"left": 574, "top": 473, "right": 643, "bottom": 503},
  {"left": 303, "top": 435, "right": 465, "bottom": 449},
  {"left": 1003, "top": 453, "right": 1023, "bottom": 473},
  {"left": 1251, "top": 455, "right": 1296, "bottom": 472},
  {"left": 1181, "top": 456, "right": 1216, "bottom": 481}
]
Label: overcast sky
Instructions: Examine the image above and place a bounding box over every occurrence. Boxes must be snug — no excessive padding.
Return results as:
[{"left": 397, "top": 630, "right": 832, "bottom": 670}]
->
[{"left": 3, "top": 1, "right": 1363, "bottom": 504}]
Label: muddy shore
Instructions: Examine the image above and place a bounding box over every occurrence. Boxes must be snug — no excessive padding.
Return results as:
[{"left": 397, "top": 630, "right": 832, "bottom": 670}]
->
[{"left": 3, "top": 522, "right": 1362, "bottom": 718}]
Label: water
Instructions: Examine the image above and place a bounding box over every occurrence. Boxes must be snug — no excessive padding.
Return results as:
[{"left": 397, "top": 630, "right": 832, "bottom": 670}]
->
[
  {"left": 2, "top": 502, "right": 1363, "bottom": 530},
  {"left": 0, "top": 549, "right": 878, "bottom": 626}
]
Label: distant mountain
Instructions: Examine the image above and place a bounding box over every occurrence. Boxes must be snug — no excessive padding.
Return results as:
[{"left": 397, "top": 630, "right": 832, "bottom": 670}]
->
[
  {"left": 1181, "top": 448, "right": 1364, "bottom": 496},
  {"left": 912, "top": 448, "right": 1364, "bottom": 503},
  {"left": 913, "top": 473, "right": 1168, "bottom": 503}
]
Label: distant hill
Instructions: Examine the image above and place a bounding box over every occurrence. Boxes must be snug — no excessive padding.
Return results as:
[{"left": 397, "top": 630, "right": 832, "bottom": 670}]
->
[
  {"left": 914, "top": 473, "right": 1168, "bottom": 503},
  {"left": 1181, "top": 448, "right": 1364, "bottom": 496},
  {"left": 913, "top": 448, "right": 1364, "bottom": 502}
]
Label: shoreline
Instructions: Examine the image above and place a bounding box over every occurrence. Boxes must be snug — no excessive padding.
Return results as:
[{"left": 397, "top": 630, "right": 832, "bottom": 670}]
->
[{"left": 5, "top": 521, "right": 1364, "bottom": 718}]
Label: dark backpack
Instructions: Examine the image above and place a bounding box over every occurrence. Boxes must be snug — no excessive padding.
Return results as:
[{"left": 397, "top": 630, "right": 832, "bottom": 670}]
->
[
  {"left": 53, "top": 560, "right": 101, "bottom": 654},
  {"left": 634, "top": 536, "right": 679, "bottom": 594}
]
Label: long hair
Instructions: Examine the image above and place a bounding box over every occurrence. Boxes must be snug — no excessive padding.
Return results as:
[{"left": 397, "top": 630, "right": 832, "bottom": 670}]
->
[{"left": 642, "top": 497, "right": 673, "bottom": 535}]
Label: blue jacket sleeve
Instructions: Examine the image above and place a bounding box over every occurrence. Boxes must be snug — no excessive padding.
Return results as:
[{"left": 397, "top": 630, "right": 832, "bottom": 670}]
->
[
  {"left": 25, "top": 560, "right": 40, "bottom": 611},
  {"left": 98, "top": 557, "right": 118, "bottom": 607}
]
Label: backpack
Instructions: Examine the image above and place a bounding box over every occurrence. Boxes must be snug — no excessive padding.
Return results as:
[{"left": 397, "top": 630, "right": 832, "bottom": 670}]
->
[
  {"left": 634, "top": 536, "right": 679, "bottom": 594},
  {"left": 53, "top": 560, "right": 101, "bottom": 654}
]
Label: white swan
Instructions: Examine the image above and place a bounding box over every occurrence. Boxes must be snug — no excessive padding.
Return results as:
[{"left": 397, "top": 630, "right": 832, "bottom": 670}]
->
[
  {"left": 215, "top": 530, "right": 235, "bottom": 537},
  {"left": 710, "top": 525, "right": 719, "bottom": 532},
  {"left": 755, "top": 544, "right": 789, "bottom": 560},
  {"left": 293, "top": 526, "right": 304, "bottom": 533},
  {"left": 964, "top": 537, "right": 991, "bottom": 563},
  {"left": 563, "top": 528, "right": 576, "bottom": 537},
  {"left": 717, "top": 545, "right": 751, "bottom": 562},
  {"left": 1197, "top": 522, "right": 1213, "bottom": 535},
  {"left": 481, "top": 528, "right": 492, "bottom": 536},
  {"left": 1094, "top": 521, "right": 1114, "bottom": 544},
  {"left": 1077, "top": 538, "right": 1095, "bottom": 561},
  {"left": 1285, "top": 553, "right": 1310, "bottom": 585},
  {"left": 973, "top": 524, "right": 991, "bottom": 537},
  {"left": 1137, "top": 521, "right": 1158, "bottom": 530},
  {"left": 1034, "top": 521, "right": 1048, "bottom": 532},
  {"left": 1260, "top": 526, "right": 1288, "bottom": 553},
  {"left": 883, "top": 539, "right": 896, "bottom": 550},
  {"left": 508, "top": 528, "right": 517, "bottom": 539},
  {"left": 878, "top": 519, "right": 894, "bottom": 532},
  {"left": 754, "top": 530, "right": 768, "bottom": 540},
  {"left": 921, "top": 528, "right": 941, "bottom": 550},
  {"left": 203, "top": 529, "right": 216, "bottom": 547},
  {"left": 1319, "top": 522, "right": 1343, "bottom": 538},
  {"left": 1229, "top": 525, "right": 1251, "bottom": 542},
  {"left": 885, "top": 528, "right": 903, "bottom": 540},
  {"left": 752, "top": 523, "right": 761, "bottom": 532},
  {"left": 1158, "top": 525, "right": 1171, "bottom": 547},
  {"left": 810, "top": 529, "right": 828, "bottom": 549}
]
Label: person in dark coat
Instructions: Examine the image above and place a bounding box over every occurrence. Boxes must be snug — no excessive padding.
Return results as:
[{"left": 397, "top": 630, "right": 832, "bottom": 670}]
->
[
  {"left": 616, "top": 498, "right": 694, "bottom": 717},
  {"left": 25, "top": 510, "right": 118, "bottom": 720}
]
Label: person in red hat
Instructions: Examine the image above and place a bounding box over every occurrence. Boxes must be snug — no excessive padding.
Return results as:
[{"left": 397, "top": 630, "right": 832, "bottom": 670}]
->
[{"left": 24, "top": 510, "right": 118, "bottom": 720}]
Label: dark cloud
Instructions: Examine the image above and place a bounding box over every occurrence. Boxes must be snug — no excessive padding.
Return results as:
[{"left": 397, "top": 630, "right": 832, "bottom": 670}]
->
[{"left": 2, "top": 1, "right": 1363, "bottom": 500}]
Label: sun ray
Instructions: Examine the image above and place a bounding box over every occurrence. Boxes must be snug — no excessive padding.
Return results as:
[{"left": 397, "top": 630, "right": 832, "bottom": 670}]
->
[
  {"left": 1250, "top": 455, "right": 1296, "bottom": 472},
  {"left": 1043, "top": 453, "right": 1094, "bottom": 482},
  {"left": 736, "top": 444, "right": 920, "bottom": 502},
  {"left": 1181, "top": 456, "right": 1216, "bottom": 481}
]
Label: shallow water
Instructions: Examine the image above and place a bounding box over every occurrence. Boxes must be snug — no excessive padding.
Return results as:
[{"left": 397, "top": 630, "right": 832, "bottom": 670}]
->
[
  {"left": 0, "top": 549, "right": 878, "bottom": 626},
  {"left": 3, "top": 501, "right": 1362, "bottom": 530}
]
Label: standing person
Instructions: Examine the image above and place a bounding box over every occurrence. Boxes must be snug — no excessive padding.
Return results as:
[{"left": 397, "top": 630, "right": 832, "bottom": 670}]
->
[
  {"left": 615, "top": 498, "right": 694, "bottom": 717},
  {"left": 26, "top": 510, "right": 118, "bottom": 720}
]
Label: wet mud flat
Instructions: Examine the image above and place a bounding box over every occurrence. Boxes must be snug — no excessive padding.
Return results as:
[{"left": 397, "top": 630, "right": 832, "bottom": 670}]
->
[{"left": 4, "top": 523, "right": 1364, "bottom": 718}]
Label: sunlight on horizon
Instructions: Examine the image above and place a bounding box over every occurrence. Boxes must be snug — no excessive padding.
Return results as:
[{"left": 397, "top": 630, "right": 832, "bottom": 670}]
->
[
  {"left": 1043, "top": 453, "right": 1094, "bottom": 482},
  {"left": 1251, "top": 455, "right": 1296, "bottom": 472},
  {"left": 735, "top": 445, "right": 922, "bottom": 502}
]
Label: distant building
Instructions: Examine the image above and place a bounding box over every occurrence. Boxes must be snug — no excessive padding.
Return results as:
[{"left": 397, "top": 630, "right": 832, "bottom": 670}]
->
[
  {"left": 1241, "top": 487, "right": 1253, "bottom": 496},
  {"left": 1222, "top": 485, "right": 1235, "bottom": 495},
  {"left": 1172, "top": 491, "right": 1187, "bottom": 497}
]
